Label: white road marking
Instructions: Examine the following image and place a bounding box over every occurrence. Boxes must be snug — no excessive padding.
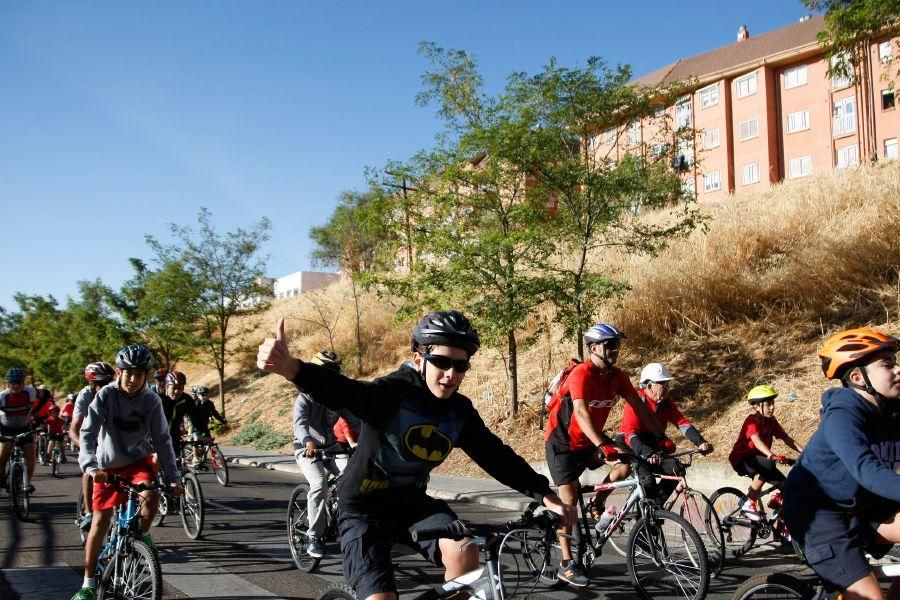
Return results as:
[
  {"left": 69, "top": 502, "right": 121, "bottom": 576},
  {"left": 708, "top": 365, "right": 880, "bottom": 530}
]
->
[{"left": 207, "top": 499, "right": 245, "bottom": 514}]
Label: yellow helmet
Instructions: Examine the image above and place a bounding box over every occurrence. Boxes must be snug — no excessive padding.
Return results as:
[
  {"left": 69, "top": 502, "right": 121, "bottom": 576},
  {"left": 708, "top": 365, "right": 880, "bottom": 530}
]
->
[
  {"left": 747, "top": 384, "right": 778, "bottom": 404},
  {"left": 310, "top": 350, "right": 342, "bottom": 372}
]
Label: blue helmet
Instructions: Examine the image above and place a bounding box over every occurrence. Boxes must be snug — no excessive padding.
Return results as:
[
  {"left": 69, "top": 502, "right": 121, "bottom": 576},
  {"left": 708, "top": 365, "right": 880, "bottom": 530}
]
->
[
  {"left": 584, "top": 323, "right": 626, "bottom": 345},
  {"left": 5, "top": 367, "right": 25, "bottom": 383},
  {"left": 115, "top": 344, "right": 154, "bottom": 371}
]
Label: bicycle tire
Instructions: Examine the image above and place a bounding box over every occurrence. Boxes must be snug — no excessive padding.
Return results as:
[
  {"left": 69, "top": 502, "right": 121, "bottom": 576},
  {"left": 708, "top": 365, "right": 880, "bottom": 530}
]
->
[
  {"left": 152, "top": 491, "right": 168, "bottom": 527},
  {"left": 710, "top": 487, "right": 757, "bottom": 557},
  {"left": 626, "top": 508, "right": 710, "bottom": 600},
  {"left": 521, "top": 533, "right": 563, "bottom": 586},
  {"left": 10, "top": 462, "right": 29, "bottom": 521},
  {"left": 316, "top": 583, "right": 359, "bottom": 600},
  {"left": 287, "top": 484, "right": 322, "bottom": 572},
  {"left": 730, "top": 573, "right": 817, "bottom": 599},
  {"left": 180, "top": 471, "right": 205, "bottom": 539},
  {"left": 210, "top": 445, "right": 229, "bottom": 486},
  {"left": 677, "top": 489, "right": 725, "bottom": 576},
  {"left": 97, "top": 539, "right": 162, "bottom": 600},
  {"left": 52, "top": 448, "right": 61, "bottom": 478},
  {"left": 38, "top": 436, "right": 48, "bottom": 465}
]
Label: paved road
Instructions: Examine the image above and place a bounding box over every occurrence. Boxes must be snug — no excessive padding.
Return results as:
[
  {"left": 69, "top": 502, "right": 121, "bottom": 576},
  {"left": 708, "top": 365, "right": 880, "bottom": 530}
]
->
[{"left": 0, "top": 455, "right": 813, "bottom": 599}]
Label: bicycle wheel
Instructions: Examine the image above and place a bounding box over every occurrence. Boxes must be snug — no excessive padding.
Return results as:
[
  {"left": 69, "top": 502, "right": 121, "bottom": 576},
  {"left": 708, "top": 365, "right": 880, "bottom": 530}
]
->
[
  {"left": 730, "top": 573, "right": 816, "bottom": 599},
  {"left": 10, "top": 462, "right": 29, "bottom": 521},
  {"left": 317, "top": 583, "right": 359, "bottom": 600},
  {"left": 98, "top": 539, "right": 162, "bottom": 600},
  {"left": 287, "top": 484, "right": 321, "bottom": 572},
  {"left": 152, "top": 491, "right": 168, "bottom": 527},
  {"left": 521, "top": 533, "right": 563, "bottom": 586},
  {"left": 52, "top": 448, "right": 61, "bottom": 478},
  {"left": 38, "top": 437, "right": 48, "bottom": 465},
  {"left": 626, "top": 508, "right": 710, "bottom": 600},
  {"left": 607, "top": 503, "right": 639, "bottom": 557},
  {"left": 677, "top": 490, "right": 725, "bottom": 575},
  {"left": 710, "top": 487, "right": 756, "bottom": 557},
  {"left": 210, "top": 445, "right": 229, "bottom": 486},
  {"left": 180, "top": 472, "right": 205, "bottom": 539}
]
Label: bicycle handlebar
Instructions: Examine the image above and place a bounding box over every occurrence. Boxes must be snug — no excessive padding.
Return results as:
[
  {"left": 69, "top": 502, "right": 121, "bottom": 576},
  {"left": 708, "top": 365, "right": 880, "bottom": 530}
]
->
[
  {"left": 0, "top": 429, "right": 41, "bottom": 443},
  {"left": 411, "top": 502, "right": 561, "bottom": 543},
  {"left": 103, "top": 474, "right": 166, "bottom": 493}
]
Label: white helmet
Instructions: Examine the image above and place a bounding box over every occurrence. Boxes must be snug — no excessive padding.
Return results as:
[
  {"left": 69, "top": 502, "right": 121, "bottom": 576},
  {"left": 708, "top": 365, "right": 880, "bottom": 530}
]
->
[{"left": 640, "top": 362, "right": 673, "bottom": 387}]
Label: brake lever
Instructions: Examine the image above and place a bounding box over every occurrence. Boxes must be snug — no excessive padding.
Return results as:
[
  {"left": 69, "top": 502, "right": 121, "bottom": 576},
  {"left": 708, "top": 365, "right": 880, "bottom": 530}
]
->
[{"left": 461, "top": 536, "right": 487, "bottom": 551}]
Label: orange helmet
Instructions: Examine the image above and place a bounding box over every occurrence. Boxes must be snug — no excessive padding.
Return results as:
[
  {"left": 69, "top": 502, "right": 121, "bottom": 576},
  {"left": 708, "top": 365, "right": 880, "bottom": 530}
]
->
[{"left": 818, "top": 328, "right": 900, "bottom": 380}]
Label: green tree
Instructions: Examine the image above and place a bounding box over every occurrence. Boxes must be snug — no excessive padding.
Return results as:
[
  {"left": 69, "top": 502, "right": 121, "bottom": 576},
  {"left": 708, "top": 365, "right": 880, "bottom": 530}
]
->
[
  {"left": 806, "top": 0, "right": 900, "bottom": 84},
  {"left": 147, "top": 208, "right": 271, "bottom": 417}
]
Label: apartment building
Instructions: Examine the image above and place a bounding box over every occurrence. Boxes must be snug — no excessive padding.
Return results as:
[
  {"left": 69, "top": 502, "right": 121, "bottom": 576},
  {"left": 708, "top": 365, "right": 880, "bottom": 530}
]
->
[{"left": 593, "top": 15, "right": 899, "bottom": 199}]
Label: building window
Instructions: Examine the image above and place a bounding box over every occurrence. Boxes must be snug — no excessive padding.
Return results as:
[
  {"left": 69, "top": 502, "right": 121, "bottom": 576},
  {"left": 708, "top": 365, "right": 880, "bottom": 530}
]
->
[
  {"left": 741, "top": 162, "right": 760, "bottom": 185},
  {"left": 883, "top": 89, "right": 896, "bottom": 111},
  {"left": 833, "top": 96, "right": 856, "bottom": 136},
  {"left": 830, "top": 54, "right": 853, "bottom": 88},
  {"left": 626, "top": 121, "right": 641, "bottom": 147},
  {"left": 704, "top": 171, "right": 721, "bottom": 192},
  {"left": 784, "top": 65, "right": 807, "bottom": 89},
  {"left": 701, "top": 128, "right": 720, "bottom": 149},
  {"left": 651, "top": 143, "right": 667, "bottom": 157},
  {"left": 698, "top": 83, "right": 719, "bottom": 108},
  {"left": 880, "top": 41, "right": 893, "bottom": 63},
  {"left": 739, "top": 117, "right": 759, "bottom": 142},
  {"left": 788, "top": 155, "right": 812, "bottom": 179},
  {"left": 836, "top": 144, "right": 859, "bottom": 169},
  {"left": 736, "top": 72, "right": 758, "bottom": 98},
  {"left": 675, "top": 138, "right": 694, "bottom": 169},
  {"left": 885, "top": 138, "right": 898, "bottom": 160},
  {"left": 787, "top": 109, "right": 810, "bottom": 133},
  {"left": 675, "top": 97, "right": 692, "bottom": 129}
]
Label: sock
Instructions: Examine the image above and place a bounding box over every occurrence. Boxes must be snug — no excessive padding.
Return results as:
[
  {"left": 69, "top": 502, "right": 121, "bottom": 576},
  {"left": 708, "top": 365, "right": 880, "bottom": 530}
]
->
[{"left": 83, "top": 576, "right": 95, "bottom": 589}]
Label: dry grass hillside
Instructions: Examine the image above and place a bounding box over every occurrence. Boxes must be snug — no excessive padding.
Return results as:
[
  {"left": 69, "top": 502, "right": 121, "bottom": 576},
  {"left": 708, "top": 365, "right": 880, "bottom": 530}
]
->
[{"left": 185, "top": 161, "right": 900, "bottom": 476}]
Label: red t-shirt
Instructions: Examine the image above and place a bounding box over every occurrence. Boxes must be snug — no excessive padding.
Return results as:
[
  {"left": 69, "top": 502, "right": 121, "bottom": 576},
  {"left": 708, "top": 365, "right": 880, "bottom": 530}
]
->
[
  {"left": 45, "top": 415, "right": 66, "bottom": 435},
  {"left": 728, "top": 413, "right": 787, "bottom": 468},
  {"left": 545, "top": 361, "right": 637, "bottom": 451},
  {"left": 620, "top": 388, "right": 692, "bottom": 446},
  {"left": 333, "top": 416, "right": 358, "bottom": 444},
  {"left": 60, "top": 403, "right": 74, "bottom": 419}
]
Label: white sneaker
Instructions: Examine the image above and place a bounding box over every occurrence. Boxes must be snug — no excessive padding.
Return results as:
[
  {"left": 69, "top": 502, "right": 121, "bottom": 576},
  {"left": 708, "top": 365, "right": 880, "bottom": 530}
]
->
[{"left": 740, "top": 499, "right": 762, "bottom": 522}]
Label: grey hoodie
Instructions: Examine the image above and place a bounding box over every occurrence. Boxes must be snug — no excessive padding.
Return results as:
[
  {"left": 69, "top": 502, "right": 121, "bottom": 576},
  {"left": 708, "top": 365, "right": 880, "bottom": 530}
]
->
[
  {"left": 292, "top": 392, "right": 360, "bottom": 452},
  {"left": 79, "top": 381, "right": 180, "bottom": 484}
]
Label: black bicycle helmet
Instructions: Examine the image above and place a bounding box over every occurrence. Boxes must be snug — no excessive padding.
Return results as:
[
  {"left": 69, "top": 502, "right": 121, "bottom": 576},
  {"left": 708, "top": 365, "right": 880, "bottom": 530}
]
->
[
  {"left": 411, "top": 310, "right": 480, "bottom": 356},
  {"left": 310, "top": 350, "right": 342, "bottom": 372},
  {"left": 5, "top": 367, "right": 25, "bottom": 383},
  {"left": 115, "top": 344, "right": 154, "bottom": 371},
  {"left": 191, "top": 385, "right": 209, "bottom": 396},
  {"left": 84, "top": 362, "right": 116, "bottom": 384},
  {"left": 165, "top": 371, "right": 187, "bottom": 386}
]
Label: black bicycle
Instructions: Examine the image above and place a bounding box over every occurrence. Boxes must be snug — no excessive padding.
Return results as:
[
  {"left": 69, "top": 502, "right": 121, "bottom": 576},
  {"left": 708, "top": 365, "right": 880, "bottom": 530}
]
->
[
  {"left": 287, "top": 449, "right": 349, "bottom": 572},
  {"left": 153, "top": 450, "right": 204, "bottom": 539},
  {"left": 1, "top": 429, "right": 38, "bottom": 521}
]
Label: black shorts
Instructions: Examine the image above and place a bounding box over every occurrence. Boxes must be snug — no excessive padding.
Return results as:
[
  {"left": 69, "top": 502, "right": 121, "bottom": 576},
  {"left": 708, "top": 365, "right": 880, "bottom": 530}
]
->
[
  {"left": 338, "top": 494, "right": 458, "bottom": 599},
  {"left": 545, "top": 442, "right": 596, "bottom": 486},
  {"left": 733, "top": 454, "right": 785, "bottom": 483},
  {"left": 0, "top": 426, "right": 33, "bottom": 444}
]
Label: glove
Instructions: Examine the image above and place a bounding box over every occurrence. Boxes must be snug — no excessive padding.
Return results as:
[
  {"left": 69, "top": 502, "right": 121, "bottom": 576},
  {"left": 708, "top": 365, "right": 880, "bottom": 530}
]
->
[
  {"left": 657, "top": 437, "right": 676, "bottom": 454},
  {"left": 599, "top": 444, "right": 619, "bottom": 461},
  {"left": 771, "top": 454, "right": 788, "bottom": 464},
  {"left": 699, "top": 443, "right": 714, "bottom": 455}
]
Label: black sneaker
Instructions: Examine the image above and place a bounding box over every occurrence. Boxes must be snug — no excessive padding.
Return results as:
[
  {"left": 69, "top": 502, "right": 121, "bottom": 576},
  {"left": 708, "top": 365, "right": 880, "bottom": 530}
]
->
[
  {"left": 307, "top": 536, "right": 325, "bottom": 558},
  {"left": 558, "top": 560, "right": 589, "bottom": 588}
]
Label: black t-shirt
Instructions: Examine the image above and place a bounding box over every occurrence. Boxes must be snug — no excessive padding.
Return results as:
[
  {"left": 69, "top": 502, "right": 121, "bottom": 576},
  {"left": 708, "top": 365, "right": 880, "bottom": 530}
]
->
[
  {"left": 186, "top": 399, "right": 224, "bottom": 433},
  {"left": 290, "top": 362, "right": 551, "bottom": 516}
]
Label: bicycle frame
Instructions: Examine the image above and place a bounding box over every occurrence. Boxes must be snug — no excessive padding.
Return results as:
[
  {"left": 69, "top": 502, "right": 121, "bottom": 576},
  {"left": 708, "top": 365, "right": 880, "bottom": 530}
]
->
[{"left": 97, "top": 489, "right": 143, "bottom": 584}]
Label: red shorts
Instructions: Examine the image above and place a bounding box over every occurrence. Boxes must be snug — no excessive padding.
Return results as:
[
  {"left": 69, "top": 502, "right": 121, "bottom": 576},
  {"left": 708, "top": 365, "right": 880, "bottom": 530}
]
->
[{"left": 92, "top": 455, "right": 157, "bottom": 511}]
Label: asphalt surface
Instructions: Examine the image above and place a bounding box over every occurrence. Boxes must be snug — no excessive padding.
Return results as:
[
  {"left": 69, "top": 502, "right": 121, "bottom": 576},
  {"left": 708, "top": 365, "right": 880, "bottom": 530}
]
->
[{"left": 0, "top": 453, "right": 815, "bottom": 599}]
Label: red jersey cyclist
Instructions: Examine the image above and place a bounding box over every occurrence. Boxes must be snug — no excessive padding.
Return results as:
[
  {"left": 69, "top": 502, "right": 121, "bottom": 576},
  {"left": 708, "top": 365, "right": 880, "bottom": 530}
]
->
[{"left": 728, "top": 384, "right": 803, "bottom": 520}]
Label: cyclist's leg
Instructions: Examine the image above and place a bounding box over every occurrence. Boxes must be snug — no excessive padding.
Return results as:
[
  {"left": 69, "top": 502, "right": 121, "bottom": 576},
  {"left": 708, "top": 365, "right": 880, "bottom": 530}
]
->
[
  {"left": 0, "top": 438, "right": 11, "bottom": 478},
  {"left": 83, "top": 507, "right": 114, "bottom": 576},
  {"left": 123, "top": 457, "right": 158, "bottom": 533},
  {"left": 545, "top": 442, "right": 591, "bottom": 561},
  {"left": 796, "top": 508, "right": 874, "bottom": 599},
  {"left": 81, "top": 473, "right": 94, "bottom": 516},
  {"left": 338, "top": 511, "right": 399, "bottom": 600},
  {"left": 556, "top": 480, "right": 580, "bottom": 561},
  {"left": 593, "top": 462, "right": 630, "bottom": 510},
  {"left": 841, "top": 573, "right": 884, "bottom": 600},
  {"left": 408, "top": 497, "right": 475, "bottom": 581},
  {"left": 21, "top": 437, "right": 36, "bottom": 483},
  {"left": 297, "top": 453, "right": 329, "bottom": 538}
]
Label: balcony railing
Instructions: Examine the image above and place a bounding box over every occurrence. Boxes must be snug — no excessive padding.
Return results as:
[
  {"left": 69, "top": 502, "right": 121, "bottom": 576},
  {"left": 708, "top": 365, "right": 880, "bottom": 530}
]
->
[{"left": 833, "top": 114, "right": 856, "bottom": 137}]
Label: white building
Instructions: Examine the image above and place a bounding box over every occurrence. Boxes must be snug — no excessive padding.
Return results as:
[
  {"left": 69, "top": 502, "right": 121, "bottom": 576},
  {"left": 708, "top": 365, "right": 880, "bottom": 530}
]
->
[{"left": 273, "top": 270, "right": 340, "bottom": 299}]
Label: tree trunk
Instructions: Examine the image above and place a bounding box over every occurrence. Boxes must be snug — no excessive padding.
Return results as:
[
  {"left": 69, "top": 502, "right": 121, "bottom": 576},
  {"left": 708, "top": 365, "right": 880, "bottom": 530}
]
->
[
  {"left": 352, "top": 277, "right": 362, "bottom": 375},
  {"left": 507, "top": 330, "right": 518, "bottom": 422},
  {"left": 217, "top": 367, "right": 226, "bottom": 419}
]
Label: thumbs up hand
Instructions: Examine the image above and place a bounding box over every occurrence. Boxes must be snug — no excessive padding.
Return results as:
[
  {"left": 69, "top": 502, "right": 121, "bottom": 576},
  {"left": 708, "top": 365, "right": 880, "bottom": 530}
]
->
[{"left": 257, "top": 317, "right": 300, "bottom": 380}]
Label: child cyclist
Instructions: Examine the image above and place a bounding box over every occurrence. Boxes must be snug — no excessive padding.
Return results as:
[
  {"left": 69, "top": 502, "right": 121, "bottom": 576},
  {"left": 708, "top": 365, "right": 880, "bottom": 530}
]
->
[
  {"left": 728, "top": 384, "right": 803, "bottom": 520},
  {"left": 72, "top": 344, "right": 182, "bottom": 600},
  {"left": 782, "top": 328, "right": 900, "bottom": 600},
  {"left": 258, "top": 311, "right": 573, "bottom": 600},
  {"left": 43, "top": 405, "right": 68, "bottom": 465}
]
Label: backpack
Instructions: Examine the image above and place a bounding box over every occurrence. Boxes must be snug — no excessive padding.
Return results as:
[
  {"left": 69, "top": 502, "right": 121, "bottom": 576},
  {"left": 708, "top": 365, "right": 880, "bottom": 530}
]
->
[{"left": 543, "top": 358, "right": 582, "bottom": 412}]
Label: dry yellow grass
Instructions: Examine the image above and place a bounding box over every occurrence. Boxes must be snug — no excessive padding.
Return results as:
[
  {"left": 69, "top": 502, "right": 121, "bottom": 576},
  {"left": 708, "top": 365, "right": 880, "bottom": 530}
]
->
[{"left": 184, "top": 162, "right": 900, "bottom": 476}]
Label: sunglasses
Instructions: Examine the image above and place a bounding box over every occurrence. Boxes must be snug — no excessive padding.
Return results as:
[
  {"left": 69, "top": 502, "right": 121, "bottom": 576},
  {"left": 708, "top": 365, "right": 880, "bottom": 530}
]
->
[{"left": 424, "top": 352, "right": 471, "bottom": 373}]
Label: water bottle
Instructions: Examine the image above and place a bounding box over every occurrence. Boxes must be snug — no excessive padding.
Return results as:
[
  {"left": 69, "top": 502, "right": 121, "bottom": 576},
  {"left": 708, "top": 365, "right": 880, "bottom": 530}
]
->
[{"left": 594, "top": 506, "right": 617, "bottom": 533}]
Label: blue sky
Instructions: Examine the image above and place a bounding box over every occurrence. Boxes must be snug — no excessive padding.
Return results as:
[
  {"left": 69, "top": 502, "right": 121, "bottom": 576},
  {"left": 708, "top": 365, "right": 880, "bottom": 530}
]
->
[{"left": 0, "top": 1, "right": 811, "bottom": 311}]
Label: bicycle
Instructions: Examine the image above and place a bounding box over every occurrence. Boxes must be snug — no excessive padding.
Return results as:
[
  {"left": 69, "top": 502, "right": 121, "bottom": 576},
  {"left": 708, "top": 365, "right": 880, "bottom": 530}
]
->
[
  {"left": 601, "top": 448, "right": 726, "bottom": 575},
  {"left": 709, "top": 462, "right": 800, "bottom": 558},
  {"left": 1, "top": 429, "right": 38, "bottom": 521},
  {"left": 153, "top": 446, "right": 205, "bottom": 539},
  {"left": 94, "top": 475, "right": 164, "bottom": 600},
  {"left": 287, "top": 448, "right": 349, "bottom": 572},
  {"left": 184, "top": 436, "right": 229, "bottom": 486},
  {"left": 37, "top": 431, "right": 50, "bottom": 465},
  {"left": 571, "top": 450, "right": 711, "bottom": 599},
  {"left": 50, "top": 437, "right": 63, "bottom": 478},
  {"left": 315, "top": 501, "right": 561, "bottom": 600}
]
